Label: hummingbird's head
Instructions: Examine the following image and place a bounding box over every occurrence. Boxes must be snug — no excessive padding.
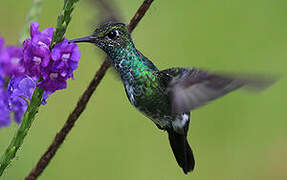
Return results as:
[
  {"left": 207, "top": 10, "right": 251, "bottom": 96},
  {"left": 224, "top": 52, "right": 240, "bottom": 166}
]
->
[{"left": 70, "top": 22, "right": 133, "bottom": 52}]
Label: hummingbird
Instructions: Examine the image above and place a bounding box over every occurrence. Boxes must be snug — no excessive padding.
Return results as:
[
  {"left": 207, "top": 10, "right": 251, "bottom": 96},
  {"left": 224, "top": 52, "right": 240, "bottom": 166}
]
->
[{"left": 70, "top": 22, "right": 276, "bottom": 174}]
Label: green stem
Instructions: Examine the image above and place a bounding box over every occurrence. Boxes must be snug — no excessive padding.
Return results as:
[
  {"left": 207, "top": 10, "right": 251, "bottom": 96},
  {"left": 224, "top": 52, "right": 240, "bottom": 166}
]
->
[
  {"left": 0, "top": 0, "right": 79, "bottom": 176},
  {"left": 51, "top": 0, "right": 79, "bottom": 47},
  {"left": 19, "top": 0, "right": 45, "bottom": 44},
  {"left": 0, "top": 88, "right": 44, "bottom": 176}
]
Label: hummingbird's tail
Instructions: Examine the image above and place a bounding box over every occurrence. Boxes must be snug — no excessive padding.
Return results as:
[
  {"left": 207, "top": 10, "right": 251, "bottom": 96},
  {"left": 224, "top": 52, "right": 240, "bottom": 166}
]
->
[{"left": 167, "top": 129, "right": 195, "bottom": 174}]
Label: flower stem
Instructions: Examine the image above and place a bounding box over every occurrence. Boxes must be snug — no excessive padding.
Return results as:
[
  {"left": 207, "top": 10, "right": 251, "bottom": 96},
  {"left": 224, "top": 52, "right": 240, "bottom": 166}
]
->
[
  {"left": 0, "top": 0, "right": 79, "bottom": 177},
  {"left": 51, "top": 0, "right": 79, "bottom": 47},
  {"left": 0, "top": 88, "right": 44, "bottom": 176}
]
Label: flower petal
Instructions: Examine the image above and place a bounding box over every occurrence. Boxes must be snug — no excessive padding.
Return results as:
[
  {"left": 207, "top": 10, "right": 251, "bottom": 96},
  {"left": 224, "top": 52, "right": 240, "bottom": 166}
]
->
[{"left": 30, "top": 22, "right": 40, "bottom": 38}]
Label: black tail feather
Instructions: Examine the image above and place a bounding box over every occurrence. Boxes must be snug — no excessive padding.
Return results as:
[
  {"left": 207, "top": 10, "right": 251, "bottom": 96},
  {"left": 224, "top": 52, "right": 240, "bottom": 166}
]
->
[{"left": 167, "top": 129, "right": 195, "bottom": 174}]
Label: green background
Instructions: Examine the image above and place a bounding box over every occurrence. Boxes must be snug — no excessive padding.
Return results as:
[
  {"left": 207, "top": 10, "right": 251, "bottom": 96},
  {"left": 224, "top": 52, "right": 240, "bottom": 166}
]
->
[{"left": 0, "top": 0, "right": 287, "bottom": 179}]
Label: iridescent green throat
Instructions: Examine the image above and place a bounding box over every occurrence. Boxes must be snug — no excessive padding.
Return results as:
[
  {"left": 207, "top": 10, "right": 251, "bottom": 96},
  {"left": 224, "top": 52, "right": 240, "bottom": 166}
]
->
[{"left": 106, "top": 42, "right": 158, "bottom": 82}]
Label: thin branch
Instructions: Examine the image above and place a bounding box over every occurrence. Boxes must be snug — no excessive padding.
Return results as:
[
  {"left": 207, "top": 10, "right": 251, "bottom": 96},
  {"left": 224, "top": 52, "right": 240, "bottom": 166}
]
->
[
  {"left": 127, "top": 0, "right": 154, "bottom": 32},
  {"left": 25, "top": 0, "right": 154, "bottom": 179}
]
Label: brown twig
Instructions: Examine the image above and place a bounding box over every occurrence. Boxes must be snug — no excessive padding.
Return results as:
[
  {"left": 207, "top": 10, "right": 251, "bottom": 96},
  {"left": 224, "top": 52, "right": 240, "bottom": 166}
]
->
[
  {"left": 25, "top": 0, "right": 154, "bottom": 179},
  {"left": 127, "top": 0, "right": 154, "bottom": 32}
]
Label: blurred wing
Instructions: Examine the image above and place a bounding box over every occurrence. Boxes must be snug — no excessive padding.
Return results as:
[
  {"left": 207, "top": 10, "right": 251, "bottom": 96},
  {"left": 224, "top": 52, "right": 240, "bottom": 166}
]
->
[{"left": 158, "top": 67, "right": 277, "bottom": 114}]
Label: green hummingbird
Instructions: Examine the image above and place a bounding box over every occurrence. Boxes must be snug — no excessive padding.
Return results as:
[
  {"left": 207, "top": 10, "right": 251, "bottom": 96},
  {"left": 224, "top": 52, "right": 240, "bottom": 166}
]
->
[{"left": 70, "top": 22, "right": 276, "bottom": 174}]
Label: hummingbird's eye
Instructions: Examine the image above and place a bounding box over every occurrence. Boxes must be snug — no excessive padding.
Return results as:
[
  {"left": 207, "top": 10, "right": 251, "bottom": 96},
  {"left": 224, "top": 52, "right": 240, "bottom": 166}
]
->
[{"left": 107, "top": 30, "right": 120, "bottom": 40}]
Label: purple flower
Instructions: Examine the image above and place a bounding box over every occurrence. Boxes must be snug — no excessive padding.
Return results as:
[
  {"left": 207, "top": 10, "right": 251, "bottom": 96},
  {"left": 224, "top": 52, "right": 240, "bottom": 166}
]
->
[
  {"left": 0, "top": 76, "right": 3, "bottom": 88},
  {"left": 51, "top": 38, "right": 81, "bottom": 78},
  {"left": 23, "top": 22, "right": 54, "bottom": 79},
  {"left": 7, "top": 75, "right": 36, "bottom": 123},
  {"left": 0, "top": 22, "right": 82, "bottom": 127},
  {"left": 37, "top": 39, "right": 80, "bottom": 98},
  {"left": 0, "top": 21, "right": 83, "bottom": 129},
  {"left": 30, "top": 22, "right": 53, "bottom": 47},
  {"left": 0, "top": 46, "right": 24, "bottom": 77},
  {"left": 0, "top": 54, "right": 10, "bottom": 128},
  {"left": 0, "top": 37, "right": 4, "bottom": 50},
  {"left": 0, "top": 67, "right": 3, "bottom": 87},
  {"left": 38, "top": 71, "right": 67, "bottom": 94},
  {"left": 0, "top": 87, "right": 10, "bottom": 128},
  {"left": 0, "top": 37, "right": 24, "bottom": 77},
  {"left": 0, "top": 73, "right": 10, "bottom": 128}
]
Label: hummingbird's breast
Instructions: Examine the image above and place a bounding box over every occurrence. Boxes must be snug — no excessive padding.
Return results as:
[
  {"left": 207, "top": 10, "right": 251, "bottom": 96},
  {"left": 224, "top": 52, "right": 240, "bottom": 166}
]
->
[
  {"left": 108, "top": 46, "right": 176, "bottom": 129},
  {"left": 123, "top": 77, "right": 173, "bottom": 128},
  {"left": 121, "top": 65, "right": 175, "bottom": 129}
]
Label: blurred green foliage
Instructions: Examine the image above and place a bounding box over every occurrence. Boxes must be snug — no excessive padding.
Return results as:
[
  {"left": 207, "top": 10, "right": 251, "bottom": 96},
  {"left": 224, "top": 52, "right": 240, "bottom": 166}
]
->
[{"left": 0, "top": 0, "right": 286, "bottom": 179}]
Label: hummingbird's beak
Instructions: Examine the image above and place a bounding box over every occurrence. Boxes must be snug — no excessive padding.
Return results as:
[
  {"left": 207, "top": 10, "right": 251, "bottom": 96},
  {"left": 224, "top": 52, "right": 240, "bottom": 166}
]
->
[{"left": 69, "top": 35, "right": 96, "bottom": 43}]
